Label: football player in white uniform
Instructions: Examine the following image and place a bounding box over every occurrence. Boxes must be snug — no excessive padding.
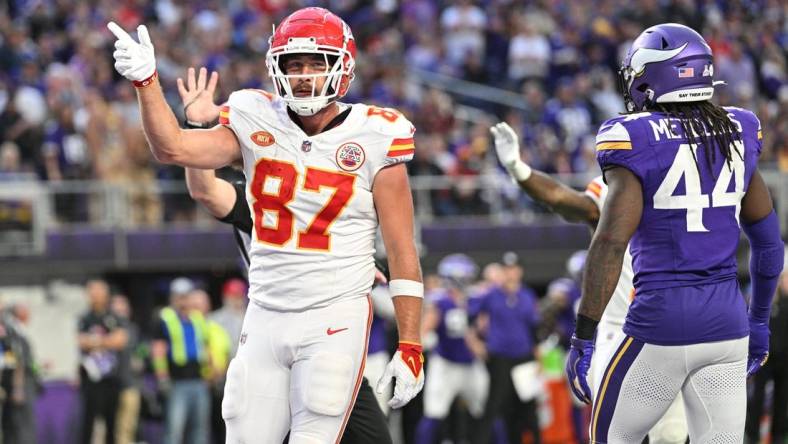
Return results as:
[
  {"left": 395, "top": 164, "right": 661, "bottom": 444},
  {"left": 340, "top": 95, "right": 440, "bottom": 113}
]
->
[
  {"left": 490, "top": 122, "right": 688, "bottom": 443},
  {"left": 108, "top": 8, "right": 425, "bottom": 443}
]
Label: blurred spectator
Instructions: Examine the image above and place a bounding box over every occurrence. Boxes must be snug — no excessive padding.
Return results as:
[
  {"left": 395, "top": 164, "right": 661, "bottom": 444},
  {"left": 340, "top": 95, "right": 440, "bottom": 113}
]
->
[
  {"left": 208, "top": 278, "right": 247, "bottom": 358},
  {"left": 151, "top": 278, "right": 210, "bottom": 444},
  {"left": 1, "top": 303, "right": 38, "bottom": 444},
  {"left": 77, "top": 279, "right": 128, "bottom": 444},
  {"left": 470, "top": 252, "right": 541, "bottom": 444},
  {"left": 716, "top": 41, "right": 757, "bottom": 108},
  {"left": 192, "top": 289, "right": 231, "bottom": 444},
  {"left": 439, "top": 0, "right": 486, "bottom": 69},
  {"left": 110, "top": 294, "right": 142, "bottom": 444},
  {"left": 507, "top": 15, "right": 551, "bottom": 88},
  {"left": 746, "top": 264, "right": 788, "bottom": 444}
]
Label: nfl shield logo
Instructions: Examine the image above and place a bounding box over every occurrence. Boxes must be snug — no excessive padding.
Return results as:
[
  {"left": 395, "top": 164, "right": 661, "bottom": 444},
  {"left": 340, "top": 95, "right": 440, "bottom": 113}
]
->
[{"left": 301, "top": 140, "right": 312, "bottom": 152}]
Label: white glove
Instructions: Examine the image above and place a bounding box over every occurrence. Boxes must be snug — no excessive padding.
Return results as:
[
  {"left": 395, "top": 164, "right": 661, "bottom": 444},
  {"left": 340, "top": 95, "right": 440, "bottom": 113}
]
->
[
  {"left": 107, "top": 22, "right": 157, "bottom": 84},
  {"left": 375, "top": 344, "right": 424, "bottom": 409},
  {"left": 490, "top": 122, "right": 532, "bottom": 182}
]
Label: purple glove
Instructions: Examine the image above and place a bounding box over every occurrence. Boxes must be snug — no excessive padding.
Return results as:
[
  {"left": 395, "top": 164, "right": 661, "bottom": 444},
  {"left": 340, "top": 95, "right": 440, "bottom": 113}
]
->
[
  {"left": 747, "top": 319, "right": 770, "bottom": 377},
  {"left": 566, "top": 334, "right": 594, "bottom": 404}
]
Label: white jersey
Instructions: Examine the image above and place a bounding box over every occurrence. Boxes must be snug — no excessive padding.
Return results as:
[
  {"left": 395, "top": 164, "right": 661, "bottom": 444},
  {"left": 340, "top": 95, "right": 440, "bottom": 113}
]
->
[
  {"left": 220, "top": 90, "right": 415, "bottom": 310},
  {"left": 584, "top": 176, "right": 634, "bottom": 327}
]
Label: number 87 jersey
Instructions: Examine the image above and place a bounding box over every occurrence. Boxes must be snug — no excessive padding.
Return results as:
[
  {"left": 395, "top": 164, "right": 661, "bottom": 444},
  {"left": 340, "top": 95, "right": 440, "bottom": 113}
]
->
[
  {"left": 595, "top": 107, "right": 762, "bottom": 292},
  {"left": 220, "top": 89, "right": 416, "bottom": 311}
]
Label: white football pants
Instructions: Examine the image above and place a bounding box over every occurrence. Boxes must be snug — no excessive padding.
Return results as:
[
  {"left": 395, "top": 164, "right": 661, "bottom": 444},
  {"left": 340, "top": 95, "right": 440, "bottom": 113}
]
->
[
  {"left": 590, "top": 323, "right": 689, "bottom": 443},
  {"left": 223, "top": 296, "right": 372, "bottom": 444},
  {"left": 422, "top": 354, "right": 489, "bottom": 418},
  {"left": 589, "top": 331, "right": 746, "bottom": 444}
]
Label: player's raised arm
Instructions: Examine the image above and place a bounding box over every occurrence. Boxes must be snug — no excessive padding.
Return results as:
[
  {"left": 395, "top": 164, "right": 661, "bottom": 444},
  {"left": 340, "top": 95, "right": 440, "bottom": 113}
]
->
[
  {"left": 490, "top": 122, "right": 600, "bottom": 226},
  {"left": 107, "top": 22, "right": 239, "bottom": 168},
  {"left": 175, "top": 66, "right": 238, "bottom": 217},
  {"left": 373, "top": 162, "right": 425, "bottom": 409}
]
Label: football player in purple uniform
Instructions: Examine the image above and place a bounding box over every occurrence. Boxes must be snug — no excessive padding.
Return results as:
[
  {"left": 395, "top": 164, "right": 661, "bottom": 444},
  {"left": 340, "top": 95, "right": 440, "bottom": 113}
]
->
[{"left": 565, "top": 23, "right": 784, "bottom": 442}]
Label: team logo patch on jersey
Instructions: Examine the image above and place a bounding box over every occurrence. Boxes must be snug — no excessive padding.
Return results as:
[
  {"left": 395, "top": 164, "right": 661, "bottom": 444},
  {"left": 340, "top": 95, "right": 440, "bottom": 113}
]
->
[
  {"left": 335, "top": 143, "right": 365, "bottom": 171},
  {"left": 250, "top": 131, "right": 275, "bottom": 147}
]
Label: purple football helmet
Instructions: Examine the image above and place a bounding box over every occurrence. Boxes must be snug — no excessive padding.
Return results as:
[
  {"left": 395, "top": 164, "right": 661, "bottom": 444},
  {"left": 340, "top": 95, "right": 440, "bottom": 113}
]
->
[
  {"left": 619, "top": 23, "right": 717, "bottom": 112},
  {"left": 438, "top": 253, "right": 478, "bottom": 288}
]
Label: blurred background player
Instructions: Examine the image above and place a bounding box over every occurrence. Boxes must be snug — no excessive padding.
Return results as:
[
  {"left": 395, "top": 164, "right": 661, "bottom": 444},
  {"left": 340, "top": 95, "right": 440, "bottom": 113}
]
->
[
  {"left": 490, "top": 116, "right": 689, "bottom": 442},
  {"left": 566, "top": 23, "right": 784, "bottom": 442},
  {"left": 177, "top": 65, "right": 395, "bottom": 444},
  {"left": 469, "top": 252, "right": 541, "bottom": 444},
  {"left": 415, "top": 254, "right": 489, "bottom": 444},
  {"left": 109, "top": 294, "right": 143, "bottom": 444}
]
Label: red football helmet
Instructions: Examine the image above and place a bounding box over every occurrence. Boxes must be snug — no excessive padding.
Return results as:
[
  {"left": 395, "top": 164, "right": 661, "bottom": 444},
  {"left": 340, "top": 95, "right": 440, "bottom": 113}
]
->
[{"left": 266, "top": 7, "right": 357, "bottom": 116}]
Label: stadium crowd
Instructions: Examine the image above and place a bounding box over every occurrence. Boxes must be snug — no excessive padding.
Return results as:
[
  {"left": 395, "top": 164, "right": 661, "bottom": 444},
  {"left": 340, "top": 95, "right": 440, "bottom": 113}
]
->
[{"left": 0, "top": 0, "right": 786, "bottom": 222}]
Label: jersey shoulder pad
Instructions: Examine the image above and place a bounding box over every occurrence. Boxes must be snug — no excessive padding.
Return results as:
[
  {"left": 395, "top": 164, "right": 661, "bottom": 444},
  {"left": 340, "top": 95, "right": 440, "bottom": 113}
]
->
[
  {"left": 219, "top": 89, "right": 278, "bottom": 125},
  {"left": 724, "top": 106, "right": 763, "bottom": 147},
  {"left": 362, "top": 104, "right": 416, "bottom": 137},
  {"left": 595, "top": 115, "right": 651, "bottom": 180},
  {"left": 361, "top": 105, "right": 417, "bottom": 166},
  {"left": 595, "top": 116, "right": 633, "bottom": 151}
]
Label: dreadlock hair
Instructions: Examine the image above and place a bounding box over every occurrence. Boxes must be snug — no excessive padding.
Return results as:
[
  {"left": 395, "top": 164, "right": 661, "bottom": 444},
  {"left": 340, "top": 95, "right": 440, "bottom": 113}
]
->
[{"left": 650, "top": 101, "right": 743, "bottom": 175}]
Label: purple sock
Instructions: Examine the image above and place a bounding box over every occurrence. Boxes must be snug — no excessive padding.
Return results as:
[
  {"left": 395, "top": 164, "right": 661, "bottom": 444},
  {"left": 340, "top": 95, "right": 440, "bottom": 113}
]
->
[{"left": 414, "top": 417, "right": 441, "bottom": 444}]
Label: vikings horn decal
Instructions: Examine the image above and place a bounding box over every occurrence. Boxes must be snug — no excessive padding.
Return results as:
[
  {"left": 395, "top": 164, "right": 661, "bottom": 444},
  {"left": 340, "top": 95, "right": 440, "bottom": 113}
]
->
[{"left": 629, "top": 43, "right": 688, "bottom": 75}]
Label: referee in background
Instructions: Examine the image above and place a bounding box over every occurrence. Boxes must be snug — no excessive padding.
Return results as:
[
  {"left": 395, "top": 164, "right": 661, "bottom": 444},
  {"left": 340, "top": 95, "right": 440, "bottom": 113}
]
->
[{"left": 178, "top": 65, "right": 393, "bottom": 444}]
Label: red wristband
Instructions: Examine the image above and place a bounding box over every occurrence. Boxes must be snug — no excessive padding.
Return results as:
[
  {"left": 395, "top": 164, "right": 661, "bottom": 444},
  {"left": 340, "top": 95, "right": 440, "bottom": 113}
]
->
[
  {"left": 398, "top": 341, "right": 423, "bottom": 378},
  {"left": 133, "top": 71, "right": 158, "bottom": 88}
]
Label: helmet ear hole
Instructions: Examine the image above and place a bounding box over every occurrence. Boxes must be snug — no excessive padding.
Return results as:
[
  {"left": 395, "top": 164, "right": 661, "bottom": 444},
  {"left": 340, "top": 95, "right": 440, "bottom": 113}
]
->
[{"left": 636, "top": 83, "right": 650, "bottom": 93}]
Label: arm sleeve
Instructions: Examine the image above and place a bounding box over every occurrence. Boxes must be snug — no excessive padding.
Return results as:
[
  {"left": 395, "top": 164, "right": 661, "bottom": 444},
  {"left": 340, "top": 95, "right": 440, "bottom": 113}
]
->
[
  {"left": 743, "top": 210, "right": 784, "bottom": 323},
  {"left": 217, "top": 182, "right": 253, "bottom": 236}
]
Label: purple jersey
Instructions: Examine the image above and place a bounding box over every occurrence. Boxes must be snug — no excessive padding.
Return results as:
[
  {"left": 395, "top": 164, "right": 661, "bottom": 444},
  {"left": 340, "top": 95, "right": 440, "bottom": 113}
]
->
[
  {"left": 432, "top": 292, "right": 474, "bottom": 364},
  {"left": 367, "top": 314, "right": 388, "bottom": 355},
  {"left": 595, "top": 107, "right": 762, "bottom": 345},
  {"left": 474, "top": 286, "right": 540, "bottom": 358}
]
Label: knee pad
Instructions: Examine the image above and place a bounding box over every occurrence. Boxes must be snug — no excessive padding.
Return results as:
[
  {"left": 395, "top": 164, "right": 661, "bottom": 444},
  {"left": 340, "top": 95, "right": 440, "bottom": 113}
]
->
[
  {"left": 222, "top": 357, "right": 249, "bottom": 420},
  {"left": 304, "top": 352, "right": 355, "bottom": 417}
]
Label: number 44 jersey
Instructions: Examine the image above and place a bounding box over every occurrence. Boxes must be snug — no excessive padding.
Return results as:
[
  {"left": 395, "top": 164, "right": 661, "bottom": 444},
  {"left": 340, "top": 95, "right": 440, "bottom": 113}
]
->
[
  {"left": 220, "top": 90, "right": 415, "bottom": 311},
  {"left": 595, "top": 107, "right": 762, "bottom": 345}
]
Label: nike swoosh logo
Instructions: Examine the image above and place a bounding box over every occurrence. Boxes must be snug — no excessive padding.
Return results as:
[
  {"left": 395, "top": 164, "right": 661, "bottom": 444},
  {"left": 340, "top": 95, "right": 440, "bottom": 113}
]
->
[
  {"left": 326, "top": 327, "right": 348, "bottom": 336},
  {"left": 405, "top": 356, "right": 419, "bottom": 377}
]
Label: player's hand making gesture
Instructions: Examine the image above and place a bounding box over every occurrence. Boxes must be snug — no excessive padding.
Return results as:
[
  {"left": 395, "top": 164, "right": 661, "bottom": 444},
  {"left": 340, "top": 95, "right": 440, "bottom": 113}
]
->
[
  {"left": 177, "top": 67, "right": 221, "bottom": 125},
  {"left": 107, "top": 21, "right": 157, "bottom": 86}
]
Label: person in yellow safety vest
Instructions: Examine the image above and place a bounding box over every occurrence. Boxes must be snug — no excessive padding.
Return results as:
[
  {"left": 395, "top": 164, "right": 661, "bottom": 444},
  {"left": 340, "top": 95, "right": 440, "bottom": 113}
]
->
[
  {"left": 190, "top": 288, "right": 232, "bottom": 444},
  {"left": 151, "top": 277, "right": 211, "bottom": 444},
  {"left": 190, "top": 289, "right": 231, "bottom": 380}
]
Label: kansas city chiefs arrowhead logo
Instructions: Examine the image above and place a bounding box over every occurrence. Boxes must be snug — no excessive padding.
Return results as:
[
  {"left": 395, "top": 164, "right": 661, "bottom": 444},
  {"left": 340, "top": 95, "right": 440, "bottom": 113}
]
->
[{"left": 335, "top": 143, "right": 365, "bottom": 172}]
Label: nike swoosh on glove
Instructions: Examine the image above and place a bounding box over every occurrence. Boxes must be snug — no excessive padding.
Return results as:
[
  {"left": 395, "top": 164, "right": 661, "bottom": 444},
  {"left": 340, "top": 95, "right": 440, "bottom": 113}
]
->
[
  {"left": 376, "top": 341, "right": 424, "bottom": 409},
  {"left": 107, "top": 21, "right": 157, "bottom": 84},
  {"left": 565, "top": 334, "right": 594, "bottom": 404},
  {"left": 747, "top": 319, "right": 770, "bottom": 377}
]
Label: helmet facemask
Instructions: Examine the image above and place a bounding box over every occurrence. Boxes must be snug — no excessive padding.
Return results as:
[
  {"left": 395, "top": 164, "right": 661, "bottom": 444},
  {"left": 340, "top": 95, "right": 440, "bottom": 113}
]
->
[{"left": 266, "top": 38, "right": 355, "bottom": 116}]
